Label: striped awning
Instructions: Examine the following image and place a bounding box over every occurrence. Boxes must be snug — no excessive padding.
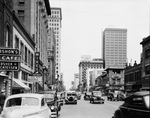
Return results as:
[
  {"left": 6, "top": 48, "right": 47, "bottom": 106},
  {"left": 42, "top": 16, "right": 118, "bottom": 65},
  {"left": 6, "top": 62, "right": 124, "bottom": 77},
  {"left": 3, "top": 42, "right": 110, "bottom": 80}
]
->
[{"left": 12, "top": 78, "right": 30, "bottom": 90}]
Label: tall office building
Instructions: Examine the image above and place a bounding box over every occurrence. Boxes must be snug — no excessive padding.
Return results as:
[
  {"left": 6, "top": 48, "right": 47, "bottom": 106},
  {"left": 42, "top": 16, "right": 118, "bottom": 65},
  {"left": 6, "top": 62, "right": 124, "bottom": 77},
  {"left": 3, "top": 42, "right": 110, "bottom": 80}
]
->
[
  {"left": 13, "top": 0, "right": 51, "bottom": 68},
  {"left": 48, "top": 8, "right": 62, "bottom": 80},
  {"left": 74, "top": 73, "right": 79, "bottom": 90},
  {"left": 103, "top": 28, "right": 127, "bottom": 69}
]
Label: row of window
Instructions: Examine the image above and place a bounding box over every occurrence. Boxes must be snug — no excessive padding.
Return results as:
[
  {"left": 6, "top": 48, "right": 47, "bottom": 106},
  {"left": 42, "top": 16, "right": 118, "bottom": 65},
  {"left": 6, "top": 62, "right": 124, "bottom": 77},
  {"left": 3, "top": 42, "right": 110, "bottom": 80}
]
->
[
  {"left": 145, "top": 49, "right": 150, "bottom": 59},
  {"left": 49, "top": 19, "right": 59, "bottom": 22},
  {"left": 125, "top": 71, "right": 141, "bottom": 83},
  {"left": 15, "top": 35, "right": 34, "bottom": 69},
  {"left": 51, "top": 11, "right": 60, "bottom": 15}
]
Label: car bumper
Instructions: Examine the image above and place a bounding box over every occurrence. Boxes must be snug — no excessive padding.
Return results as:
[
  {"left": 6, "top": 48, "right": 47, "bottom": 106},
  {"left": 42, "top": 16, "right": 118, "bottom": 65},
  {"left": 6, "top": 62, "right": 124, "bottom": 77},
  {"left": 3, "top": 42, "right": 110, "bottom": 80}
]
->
[
  {"left": 51, "top": 111, "right": 58, "bottom": 118},
  {"left": 65, "top": 100, "right": 77, "bottom": 104}
]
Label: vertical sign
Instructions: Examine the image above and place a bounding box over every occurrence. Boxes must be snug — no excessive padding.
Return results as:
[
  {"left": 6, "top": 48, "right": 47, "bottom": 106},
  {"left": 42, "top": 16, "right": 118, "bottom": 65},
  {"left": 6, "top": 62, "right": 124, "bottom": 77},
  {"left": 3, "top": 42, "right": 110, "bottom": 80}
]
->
[{"left": 35, "top": 52, "right": 40, "bottom": 73}]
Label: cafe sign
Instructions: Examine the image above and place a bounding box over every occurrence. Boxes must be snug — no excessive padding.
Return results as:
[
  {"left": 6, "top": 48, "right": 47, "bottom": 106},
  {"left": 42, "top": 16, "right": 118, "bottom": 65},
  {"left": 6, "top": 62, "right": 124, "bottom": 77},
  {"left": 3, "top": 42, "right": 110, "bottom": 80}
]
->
[{"left": 0, "top": 48, "right": 21, "bottom": 71}]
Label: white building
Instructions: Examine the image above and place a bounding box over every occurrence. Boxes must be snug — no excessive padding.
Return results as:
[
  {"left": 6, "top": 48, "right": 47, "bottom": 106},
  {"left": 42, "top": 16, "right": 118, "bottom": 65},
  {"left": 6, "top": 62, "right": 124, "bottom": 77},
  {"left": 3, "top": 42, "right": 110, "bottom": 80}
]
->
[
  {"left": 74, "top": 73, "right": 79, "bottom": 89},
  {"left": 48, "top": 8, "right": 62, "bottom": 80},
  {"left": 103, "top": 28, "right": 127, "bottom": 69}
]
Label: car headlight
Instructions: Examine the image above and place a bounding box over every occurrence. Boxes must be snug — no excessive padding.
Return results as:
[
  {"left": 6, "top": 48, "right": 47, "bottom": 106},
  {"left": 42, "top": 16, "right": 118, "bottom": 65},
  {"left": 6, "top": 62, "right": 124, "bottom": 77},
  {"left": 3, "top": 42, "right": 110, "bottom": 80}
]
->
[{"left": 51, "top": 106, "right": 55, "bottom": 110}]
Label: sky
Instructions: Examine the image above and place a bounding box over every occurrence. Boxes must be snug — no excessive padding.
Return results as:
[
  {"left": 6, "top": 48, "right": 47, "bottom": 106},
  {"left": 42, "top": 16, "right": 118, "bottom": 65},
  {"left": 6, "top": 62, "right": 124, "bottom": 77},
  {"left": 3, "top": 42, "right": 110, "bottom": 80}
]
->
[{"left": 50, "top": 0, "right": 150, "bottom": 89}]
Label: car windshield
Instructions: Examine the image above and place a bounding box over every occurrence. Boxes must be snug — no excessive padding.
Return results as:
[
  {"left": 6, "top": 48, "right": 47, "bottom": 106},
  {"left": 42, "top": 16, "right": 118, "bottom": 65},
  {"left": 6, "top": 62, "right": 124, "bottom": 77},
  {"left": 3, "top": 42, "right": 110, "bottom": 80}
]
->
[
  {"left": 6, "top": 97, "right": 39, "bottom": 107},
  {"left": 144, "top": 95, "right": 150, "bottom": 109},
  {"left": 67, "top": 93, "right": 76, "bottom": 96},
  {"left": 44, "top": 93, "right": 54, "bottom": 99},
  {"left": 22, "top": 97, "right": 39, "bottom": 106},
  {"left": 93, "top": 92, "right": 102, "bottom": 96}
]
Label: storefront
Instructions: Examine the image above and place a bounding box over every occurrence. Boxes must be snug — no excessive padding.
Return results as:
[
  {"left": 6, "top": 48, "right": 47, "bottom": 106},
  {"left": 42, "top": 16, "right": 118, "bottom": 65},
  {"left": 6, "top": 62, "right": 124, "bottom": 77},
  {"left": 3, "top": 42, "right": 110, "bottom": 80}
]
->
[
  {"left": 0, "top": 72, "right": 12, "bottom": 97},
  {"left": 12, "top": 78, "right": 30, "bottom": 94}
]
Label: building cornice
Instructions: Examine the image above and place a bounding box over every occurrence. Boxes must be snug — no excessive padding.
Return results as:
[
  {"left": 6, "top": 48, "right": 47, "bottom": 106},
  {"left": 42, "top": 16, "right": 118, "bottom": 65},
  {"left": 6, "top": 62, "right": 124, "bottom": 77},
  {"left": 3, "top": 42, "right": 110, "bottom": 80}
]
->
[
  {"left": 44, "top": 0, "right": 51, "bottom": 15},
  {"left": 140, "top": 35, "right": 150, "bottom": 45}
]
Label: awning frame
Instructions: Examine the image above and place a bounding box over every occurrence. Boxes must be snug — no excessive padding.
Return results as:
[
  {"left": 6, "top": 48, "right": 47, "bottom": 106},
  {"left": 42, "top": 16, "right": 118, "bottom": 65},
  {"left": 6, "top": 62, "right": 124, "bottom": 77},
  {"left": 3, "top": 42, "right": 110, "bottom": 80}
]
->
[{"left": 12, "top": 78, "right": 30, "bottom": 90}]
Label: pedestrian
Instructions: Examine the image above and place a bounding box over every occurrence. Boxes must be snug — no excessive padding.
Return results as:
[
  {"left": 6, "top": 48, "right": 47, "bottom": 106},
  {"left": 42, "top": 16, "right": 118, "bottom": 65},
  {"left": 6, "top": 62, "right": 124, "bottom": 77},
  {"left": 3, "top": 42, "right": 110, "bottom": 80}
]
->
[{"left": 0, "top": 90, "right": 6, "bottom": 114}]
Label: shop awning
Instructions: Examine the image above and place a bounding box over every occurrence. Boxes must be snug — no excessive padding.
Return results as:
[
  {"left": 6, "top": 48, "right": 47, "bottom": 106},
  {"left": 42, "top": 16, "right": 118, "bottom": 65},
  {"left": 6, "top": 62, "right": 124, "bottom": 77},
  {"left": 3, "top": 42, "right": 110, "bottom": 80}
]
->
[
  {"left": 44, "top": 84, "right": 49, "bottom": 91},
  {"left": 12, "top": 78, "right": 30, "bottom": 90},
  {"left": 0, "top": 73, "right": 9, "bottom": 77}
]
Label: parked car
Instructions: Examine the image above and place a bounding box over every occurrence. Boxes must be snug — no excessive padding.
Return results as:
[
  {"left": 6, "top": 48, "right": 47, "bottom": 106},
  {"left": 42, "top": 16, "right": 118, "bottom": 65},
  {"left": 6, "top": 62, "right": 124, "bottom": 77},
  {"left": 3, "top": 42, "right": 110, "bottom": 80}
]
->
[
  {"left": 0, "top": 93, "right": 51, "bottom": 118},
  {"left": 107, "top": 92, "right": 118, "bottom": 101},
  {"left": 112, "top": 91, "right": 150, "bottom": 118},
  {"left": 65, "top": 91, "right": 77, "bottom": 104},
  {"left": 90, "top": 91, "right": 105, "bottom": 104},
  {"left": 84, "top": 92, "right": 91, "bottom": 100},
  {"left": 38, "top": 90, "right": 61, "bottom": 118},
  {"left": 117, "top": 92, "right": 126, "bottom": 101}
]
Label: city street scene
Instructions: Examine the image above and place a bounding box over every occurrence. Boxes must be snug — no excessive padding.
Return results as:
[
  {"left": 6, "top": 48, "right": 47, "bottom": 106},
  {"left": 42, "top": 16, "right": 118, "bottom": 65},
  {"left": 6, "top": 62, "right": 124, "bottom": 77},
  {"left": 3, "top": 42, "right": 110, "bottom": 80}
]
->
[{"left": 0, "top": 0, "right": 150, "bottom": 118}]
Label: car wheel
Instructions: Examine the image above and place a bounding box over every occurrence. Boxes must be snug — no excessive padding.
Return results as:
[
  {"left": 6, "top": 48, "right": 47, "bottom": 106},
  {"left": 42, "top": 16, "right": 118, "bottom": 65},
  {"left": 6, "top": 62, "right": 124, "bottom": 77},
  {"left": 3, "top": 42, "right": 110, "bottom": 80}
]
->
[{"left": 114, "top": 112, "right": 122, "bottom": 118}]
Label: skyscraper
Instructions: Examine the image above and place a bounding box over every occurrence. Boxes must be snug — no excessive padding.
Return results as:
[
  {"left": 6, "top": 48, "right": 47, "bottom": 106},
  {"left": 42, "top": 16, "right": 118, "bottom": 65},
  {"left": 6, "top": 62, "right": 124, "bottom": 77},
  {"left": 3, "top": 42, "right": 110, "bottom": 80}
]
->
[
  {"left": 48, "top": 8, "right": 62, "bottom": 80},
  {"left": 103, "top": 28, "right": 127, "bottom": 69}
]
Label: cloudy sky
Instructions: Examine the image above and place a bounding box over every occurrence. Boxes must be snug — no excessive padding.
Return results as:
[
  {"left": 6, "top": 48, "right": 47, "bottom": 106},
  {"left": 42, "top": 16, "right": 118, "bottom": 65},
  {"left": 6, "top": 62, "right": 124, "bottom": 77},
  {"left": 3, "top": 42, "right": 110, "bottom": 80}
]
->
[{"left": 50, "top": 0, "right": 149, "bottom": 89}]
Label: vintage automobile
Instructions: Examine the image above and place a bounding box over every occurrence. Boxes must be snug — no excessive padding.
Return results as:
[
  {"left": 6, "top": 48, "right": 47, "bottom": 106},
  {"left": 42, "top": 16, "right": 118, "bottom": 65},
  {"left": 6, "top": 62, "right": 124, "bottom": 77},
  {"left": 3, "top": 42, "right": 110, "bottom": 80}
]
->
[
  {"left": 0, "top": 93, "right": 51, "bottom": 118},
  {"left": 38, "top": 91, "right": 61, "bottom": 118},
  {"left": 84, "top": 92, "right": 91, "bottom": 100},
  {"left": 90, "top": 91, "right": 105, "bottom": 104},
  {"left": 65, "top": 91, "right": 77, "bottom": 104},
  {"left": 117, "top": 92, "right": 126, "bottom": 101},
  {"left": 112, "top": 91, "right": 150, "bottom": 118},
  {"left": 107, "top": 92, "right": 118, "bottom": 101}
]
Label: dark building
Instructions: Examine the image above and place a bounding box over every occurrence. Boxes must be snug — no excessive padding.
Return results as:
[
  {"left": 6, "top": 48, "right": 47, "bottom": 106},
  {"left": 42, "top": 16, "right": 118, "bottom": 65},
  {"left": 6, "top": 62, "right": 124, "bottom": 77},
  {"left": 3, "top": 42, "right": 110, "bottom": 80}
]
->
[
  {"left": 124, "top": 62, "right": 142, "bottom": 93},
  {"left": 140, "top": 35, "right": 150, "bottom": 90},
  {"left": 0, "top": 0, "right": 13, "bottom": 47}
]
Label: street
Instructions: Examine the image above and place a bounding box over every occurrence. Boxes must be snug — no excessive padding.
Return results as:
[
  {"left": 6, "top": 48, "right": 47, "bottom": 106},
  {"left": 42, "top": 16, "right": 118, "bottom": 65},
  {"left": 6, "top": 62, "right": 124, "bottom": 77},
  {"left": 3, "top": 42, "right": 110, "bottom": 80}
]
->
[{"left": 59, "top": 95, "right": 124, "bottom": 118}]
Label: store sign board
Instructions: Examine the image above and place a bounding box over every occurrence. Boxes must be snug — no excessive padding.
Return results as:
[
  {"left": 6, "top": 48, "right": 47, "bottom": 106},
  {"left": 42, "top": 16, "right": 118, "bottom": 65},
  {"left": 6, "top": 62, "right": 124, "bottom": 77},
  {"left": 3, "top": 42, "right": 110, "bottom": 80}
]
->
[
  {"left": 0, "top": 48, "right": 19, "bottom": 55},
  {"left": 28, "top": 76, "right": 42, "bottom": 83},
  {"left": 35, "top": 52, "right": 40, "bottom": 73},
  {"left": 0, "top": 62, "right": 19, "bottom": 71},
  {"left": 0, "top": 55, "right": 20, "bottom": 62},
  {"left": 0, "top": 48, "right": 20, "bottom": 71}
]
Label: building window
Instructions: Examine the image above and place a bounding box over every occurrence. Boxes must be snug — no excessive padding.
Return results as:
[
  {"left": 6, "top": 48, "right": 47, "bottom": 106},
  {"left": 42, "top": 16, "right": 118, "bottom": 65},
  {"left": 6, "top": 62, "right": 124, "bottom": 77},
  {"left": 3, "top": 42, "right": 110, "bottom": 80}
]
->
[
  {"left": 18, "top": 10, "right": 24, "bottom": 22},
  {"left": 15, "top": 35, "right": 19, "bottom": 49},
  {"left": 145, "top": 49, "right": 150, "bottom": 59},
  {"left": 31, "top": 53, "right": 33, "bottom": 69},
  {"left": 14, "top": 71, "right": 18, "bottom": 79},
  {"left": 22, "top": 71, "right": 28, "bottom": 81},
  {"left": 20, "top": 42, "right": 24, "bottom": 61},
  {"left": 25, "top": 47, "right": 27, "bottom": 64},
  {"left": 18, "top": 0, "right": 25, "bottom": 5},
  {"left": 28, "top": 50, "right": 31, "bottom": 67},
  {"left": 5, "top": 25, "right": 11, "bottom": 47},
  {"left": 145, "top": 65, "right": 150, "bottom": 75}
]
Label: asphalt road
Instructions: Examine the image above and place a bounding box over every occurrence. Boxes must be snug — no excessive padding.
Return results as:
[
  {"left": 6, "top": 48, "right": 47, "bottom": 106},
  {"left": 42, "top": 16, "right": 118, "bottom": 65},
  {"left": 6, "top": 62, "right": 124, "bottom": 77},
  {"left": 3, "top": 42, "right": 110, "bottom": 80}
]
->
[{"left": 59, "top": 95, "right": 124, "bottom": 118}]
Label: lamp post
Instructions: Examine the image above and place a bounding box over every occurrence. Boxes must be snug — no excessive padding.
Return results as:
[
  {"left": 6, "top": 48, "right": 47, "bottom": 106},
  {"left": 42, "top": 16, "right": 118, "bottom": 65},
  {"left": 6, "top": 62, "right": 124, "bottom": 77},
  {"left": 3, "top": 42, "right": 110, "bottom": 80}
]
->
[{"left": 42, "top": 66, "right": 46, "bottom": 91}]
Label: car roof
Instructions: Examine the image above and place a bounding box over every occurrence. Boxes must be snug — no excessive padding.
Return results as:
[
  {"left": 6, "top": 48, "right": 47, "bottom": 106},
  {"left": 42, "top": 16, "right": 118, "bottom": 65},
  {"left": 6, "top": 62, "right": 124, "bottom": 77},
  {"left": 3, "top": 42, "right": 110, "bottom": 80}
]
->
[
  {"left": 93, "top": 91, "right": 101, "bottom": 92},
  {"left": 38, "top": 91, "right": 55, "bottom": 94},
  {"left": 133, "top": 91, "right": 150, "bottom": 96},
  {"left": 131, "top": 91, "right": 150, "bottom": 96},
  {"left": 6, "top": 93, "right": 44, "bottom": 100}
]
